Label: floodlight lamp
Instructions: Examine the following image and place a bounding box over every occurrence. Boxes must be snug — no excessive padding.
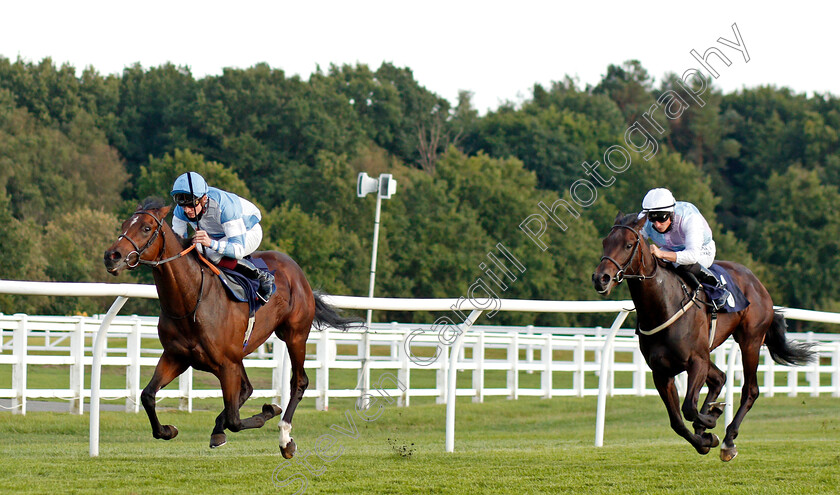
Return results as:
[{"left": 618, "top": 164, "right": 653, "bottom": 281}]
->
[{"left": 357, "top": 172, "right": 379, "bottom": 197}]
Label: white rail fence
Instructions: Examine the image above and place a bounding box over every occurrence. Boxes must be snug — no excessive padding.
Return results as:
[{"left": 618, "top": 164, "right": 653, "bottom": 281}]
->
[
  {"left": 3, "top": 313, "right": 839, "bottom": 412},
  {"left": 2, "top": 279, "right": 840, "bottom": 457}
]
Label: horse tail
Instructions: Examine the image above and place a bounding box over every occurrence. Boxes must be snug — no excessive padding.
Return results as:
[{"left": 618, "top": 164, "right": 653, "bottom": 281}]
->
[
  {"left": 312, "top": 290, "right": 362, "bottom": 332},
  {"left": 764, "top": 312, "right": 817, "bottom": 366}
]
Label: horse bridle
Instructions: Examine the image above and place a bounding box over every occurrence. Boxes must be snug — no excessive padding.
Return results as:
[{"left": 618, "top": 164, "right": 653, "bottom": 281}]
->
[
  {"left": 118, "top": 211, "right": 201, "bottom": 269},
  {"left": 118, "top": 211, "right": 167, "bottom": 269},
  {"left": 600, "top": 224, "right": 657, "bottom": 284},
  {"left": 117, "top": 209, "right": 206, "bottom": 321}
]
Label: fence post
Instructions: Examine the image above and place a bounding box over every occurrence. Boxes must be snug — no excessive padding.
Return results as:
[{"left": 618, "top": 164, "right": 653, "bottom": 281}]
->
[
  {"left": 272, "top": 338, "right": 286, "bottom": 407},
  {"left": 833, "top": 343, "right": 840, "bottom": 398},
  {"left": 574, "top": 334, "right": 585, "bottom": 397},
  {"left": 525, "top": 324, "right": 534, "bottom": 374},
  {"left": 787, "top": 358, "right": 799, "bottom": 398},
  {"left": 806, "top": 332, "right": 819, "bottom": 397},
  {"left": 507, "top": 332, "right": 519, "bottom": 400},
  {"left": 595, "top": 309, "right": 631, "bottom": 447},
  {"left": 179, "top": 368, "right": 193, "bottom": 412},
  {"left": 542, "top": 333, "right": 553, "bottom": 399},
  {"left": 90, "top": 295, "right": 129, "bottom": 457},
  {"left": 316, "top": 328, "right": 330, "bottom": 411},
  {"left": 398, "top": 328, "right": 410, "bottom": 407},
  {"left": 445, "top": 309, "right": 482, "bottom": 453},
  {"left": 70, "top": 317, "right": 85, "bottom": 414},
  {"left": 126, "top": 316, "right": 141, "bottom": 413},
  {"left": 472, "top": 331, "right": 485, "bottom": 403},
  {"left": 632, "top": 345, "right": 645, "bottom": 396},
  {"left": 437, "top": 344, "right": 448, "bottom": 405},
  {"left": 725, "top": 342, "right": 738, "bottom": 427},
  {"left": 12, "top": 314, "right": 27, "bottom": 415}
]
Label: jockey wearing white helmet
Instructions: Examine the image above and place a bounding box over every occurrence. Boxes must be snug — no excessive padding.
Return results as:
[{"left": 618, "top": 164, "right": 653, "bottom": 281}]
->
[
  {"left": 639, "top": 187, "right": 728, "bottom": 306},
  {"left": 170, "top": 171, "right": 275, "bottom": 303}
]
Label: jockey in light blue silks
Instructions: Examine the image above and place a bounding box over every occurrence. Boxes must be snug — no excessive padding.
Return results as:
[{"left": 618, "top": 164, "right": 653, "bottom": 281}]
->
[
  {"left": 639, "top": 187, "right": 729, "bottom": 308},
  {"left": 170, "top": 171, "right": 275, "bottom": 303}
]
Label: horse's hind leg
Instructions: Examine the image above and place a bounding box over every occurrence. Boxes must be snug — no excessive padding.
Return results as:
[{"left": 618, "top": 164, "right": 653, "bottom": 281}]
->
[
  {"left": 238, "top": 364, "right": 283, "bottom": 427},
  {"left": 694, "top": 361, "right": 725, "bottom": 435},
  {"left": 652, "top": 372, "right": 717, "bottom": 455},
  {"left": 210, "top": 363, "right": 281, "bottom": 448},
  {"left": 141, "top": 352, "right": 188, "bottom": 440},
  {"left": 720, "top": 341, "right": 761, "bottom": 462},
  {"left": 279, "top": 334, "right": 309, "bottom": 459}
]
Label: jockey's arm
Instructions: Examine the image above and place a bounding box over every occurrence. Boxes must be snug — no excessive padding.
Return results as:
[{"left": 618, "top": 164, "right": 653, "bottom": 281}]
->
[
  {"left": 205, "top": 217, "right": 248, "bottom": 260},
  {"left": 172, "top": 210, "right": 190, "bottom": 238},
  {"left": 650, "top": 244, "right": 677, "bottom": 263},
  {"left": 674, "top": 214, "right": 706, "bottom": 265}
]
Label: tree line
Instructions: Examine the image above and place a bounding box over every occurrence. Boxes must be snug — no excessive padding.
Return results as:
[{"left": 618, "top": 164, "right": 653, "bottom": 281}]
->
[{"left": 1, "top": 57, "right": 838, "bottom": 330}]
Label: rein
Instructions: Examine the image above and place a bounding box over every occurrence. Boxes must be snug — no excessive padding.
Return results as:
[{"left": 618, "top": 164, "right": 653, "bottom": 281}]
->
[
  {"left": 117, "top": 209, "right": 221, "bottom": 319},
  {"left": 602, "top": 223, "right": 709, "bottom": 338}
]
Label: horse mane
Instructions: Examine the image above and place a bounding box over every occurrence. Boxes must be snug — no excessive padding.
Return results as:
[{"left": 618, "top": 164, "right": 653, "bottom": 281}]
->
[
  {"left": 138, "top": 196, "right": 169, "bottom": 212},
  {"left": 616, "top": 211, "right": 645, "bottom": 227}
]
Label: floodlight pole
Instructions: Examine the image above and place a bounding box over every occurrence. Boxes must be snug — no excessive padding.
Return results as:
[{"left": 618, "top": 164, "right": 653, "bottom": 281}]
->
[{"left": 361, "top": 192, "right": 383, "bottom": 394}]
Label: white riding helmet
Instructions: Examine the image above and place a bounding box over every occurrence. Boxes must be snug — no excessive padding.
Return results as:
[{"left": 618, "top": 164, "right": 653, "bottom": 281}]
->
[{"left": 641, "top": 188, "right": 676, "bottom": 212}]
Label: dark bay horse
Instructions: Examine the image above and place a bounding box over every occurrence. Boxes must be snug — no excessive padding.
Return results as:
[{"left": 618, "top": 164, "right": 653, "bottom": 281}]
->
[
  {"left": 592, "top": 212, "right": 815, "bottom": 461},
  {"left": 103, "top": 199, "right": 356, "bottom": 458}
]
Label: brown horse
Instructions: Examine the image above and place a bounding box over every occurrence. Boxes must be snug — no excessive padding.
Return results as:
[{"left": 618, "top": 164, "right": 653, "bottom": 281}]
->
[
  {"left": 103, "top": 198, "right": 357, "bottom": 458},
  {"left": 592, "top": 212, "right": 815, "bottom": 461}
]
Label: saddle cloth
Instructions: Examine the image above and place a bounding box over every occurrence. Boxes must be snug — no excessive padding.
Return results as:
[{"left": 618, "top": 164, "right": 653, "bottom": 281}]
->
[
  {"left": 215, "top": 256, "right": 274, "bottom": 317},
  {"left": 702, "top": 264, "right": 750, "bottom": 313}
]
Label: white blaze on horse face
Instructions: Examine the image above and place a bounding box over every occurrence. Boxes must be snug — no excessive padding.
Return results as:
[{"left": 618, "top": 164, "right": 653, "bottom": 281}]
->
[
  {"left": 279, "top": 421, "right": 292, "bottom": 447},
  {"left": 121, "top": 216, "right": 139, "bottom": 238}
]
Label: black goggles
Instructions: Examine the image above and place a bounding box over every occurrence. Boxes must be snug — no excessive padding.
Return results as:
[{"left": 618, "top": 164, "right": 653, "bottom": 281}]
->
[
  {"left": 647, "top": 211, "right": 672, "bottom": 223},
  {"left": 173, "top": 193, "right": 201, "bottom": 208}
]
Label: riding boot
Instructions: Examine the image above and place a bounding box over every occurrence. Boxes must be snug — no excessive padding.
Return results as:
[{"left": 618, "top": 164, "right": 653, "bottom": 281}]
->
[
  {"left": 694, "top": 264, "right": 730, "bottom": 309},
  {"left": 235, "top": 258, "right": 275, "bottom": 303}
]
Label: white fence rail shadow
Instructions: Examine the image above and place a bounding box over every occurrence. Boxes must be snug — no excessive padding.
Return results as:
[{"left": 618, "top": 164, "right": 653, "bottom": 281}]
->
[{"left": 1, "top": 279, "right": 839, "bottom": 456}]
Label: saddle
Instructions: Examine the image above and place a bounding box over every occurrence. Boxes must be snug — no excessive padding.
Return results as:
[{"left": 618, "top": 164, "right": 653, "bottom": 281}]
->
[
  {"left": 214, "top": 256, "right": 275, "bottom": 349},
  {"left": 676, "top": 264, "right": 750, "bottom": 313},
  {"left": 215, "top": 256, "right": 274, "bottom": 316}
]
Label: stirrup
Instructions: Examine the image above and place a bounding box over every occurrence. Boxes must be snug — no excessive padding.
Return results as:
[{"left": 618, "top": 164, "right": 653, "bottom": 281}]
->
[
  {"left": 712, "top": 288, "right": 730, "bottom": 310},
  {"left": 257, "top": 275, "right": 275, "bottom": 303}
]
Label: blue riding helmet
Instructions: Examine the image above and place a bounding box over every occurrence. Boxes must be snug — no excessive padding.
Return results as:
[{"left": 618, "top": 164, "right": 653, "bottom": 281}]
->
[{"left": 171, "top": 172, "right": 209, "bottom": 207}]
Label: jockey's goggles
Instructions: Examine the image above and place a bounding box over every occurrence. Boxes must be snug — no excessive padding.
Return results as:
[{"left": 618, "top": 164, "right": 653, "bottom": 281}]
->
[
  {"left": 173, "top": 193, "right": 202, "bottom": 208},
  {"left": 647, "top": 211, "right": 672, "bottom": 223}
]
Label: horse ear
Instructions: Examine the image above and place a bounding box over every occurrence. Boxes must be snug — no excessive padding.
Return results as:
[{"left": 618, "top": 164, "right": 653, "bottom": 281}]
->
[
  {"left": 135, "top": 203, "right": 143, "bottom": 212},
  {"left": 160, "top": 205, "right": 172, "bottom": 218},
  {"left": 614, "top": 211, "right": 624, "bottom": 224}
]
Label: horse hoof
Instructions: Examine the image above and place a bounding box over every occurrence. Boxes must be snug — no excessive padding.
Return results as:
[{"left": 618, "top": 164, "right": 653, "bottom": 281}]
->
[
  {"left": 158, "top": 425, "right": 178, "bottom": 440},
  {"left": 696, "top": 445, "right": 711, "bottom": 455},
  {"left": 210, "top": 433, "right": 227, "bottom": 448},
  {"left": 709, "top": 434, "right": 720, "bottom": 449},
  {"left": 720, "top": 445, "right": 738, "bottom": 462},
  {"left": 263, "top": 403, "right": 283, "bottom": 418},
  {"left": 281, "top": 438, "right": 296, "bottom": 459}
]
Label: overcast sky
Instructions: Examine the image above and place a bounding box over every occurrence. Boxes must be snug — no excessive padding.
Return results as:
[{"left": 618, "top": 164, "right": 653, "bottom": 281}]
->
[{"left": 1, "top": 1, "right": 835, "bottom": 113}]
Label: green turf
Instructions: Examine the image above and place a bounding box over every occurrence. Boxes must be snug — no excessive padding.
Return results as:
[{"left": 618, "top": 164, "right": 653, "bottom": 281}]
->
[{"left": 0, "top": 394, "right": 838, "bottom": 494}]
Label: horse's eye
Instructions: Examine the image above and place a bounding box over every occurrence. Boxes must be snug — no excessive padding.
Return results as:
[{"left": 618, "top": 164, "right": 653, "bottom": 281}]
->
[
  {"left": 625, "top": 243, "right": 633, "bottom": 249},
  {"left": 143, "top": 226, "right": 152, "bottom": 233}
]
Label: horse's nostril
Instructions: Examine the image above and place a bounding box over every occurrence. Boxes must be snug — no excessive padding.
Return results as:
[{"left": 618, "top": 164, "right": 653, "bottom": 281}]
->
[
  {"left": 601, "top": 274, "right": 611, "bottom": 284},
  {"left": 109, "top": 251, "right": 121, "bottom": 261}
]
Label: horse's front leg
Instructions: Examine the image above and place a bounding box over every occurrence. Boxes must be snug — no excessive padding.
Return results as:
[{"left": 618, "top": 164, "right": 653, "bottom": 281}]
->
[
  {"left": 681, "top": 357, "right": 718, "bottom": 432},
  {"left": 694, "top": 361, "right": 725, "bottom": 435},
  {"left": 141, "top": 352, "right": 188, "bottom": 440},
  {"left": 652, "top": 372, "right": 718, "bottom": 455}
]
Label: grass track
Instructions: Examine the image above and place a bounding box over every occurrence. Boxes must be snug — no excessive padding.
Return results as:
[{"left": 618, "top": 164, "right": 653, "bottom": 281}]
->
[{"left": 1, "top": 395, "right": 839, "bottom": 494}]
